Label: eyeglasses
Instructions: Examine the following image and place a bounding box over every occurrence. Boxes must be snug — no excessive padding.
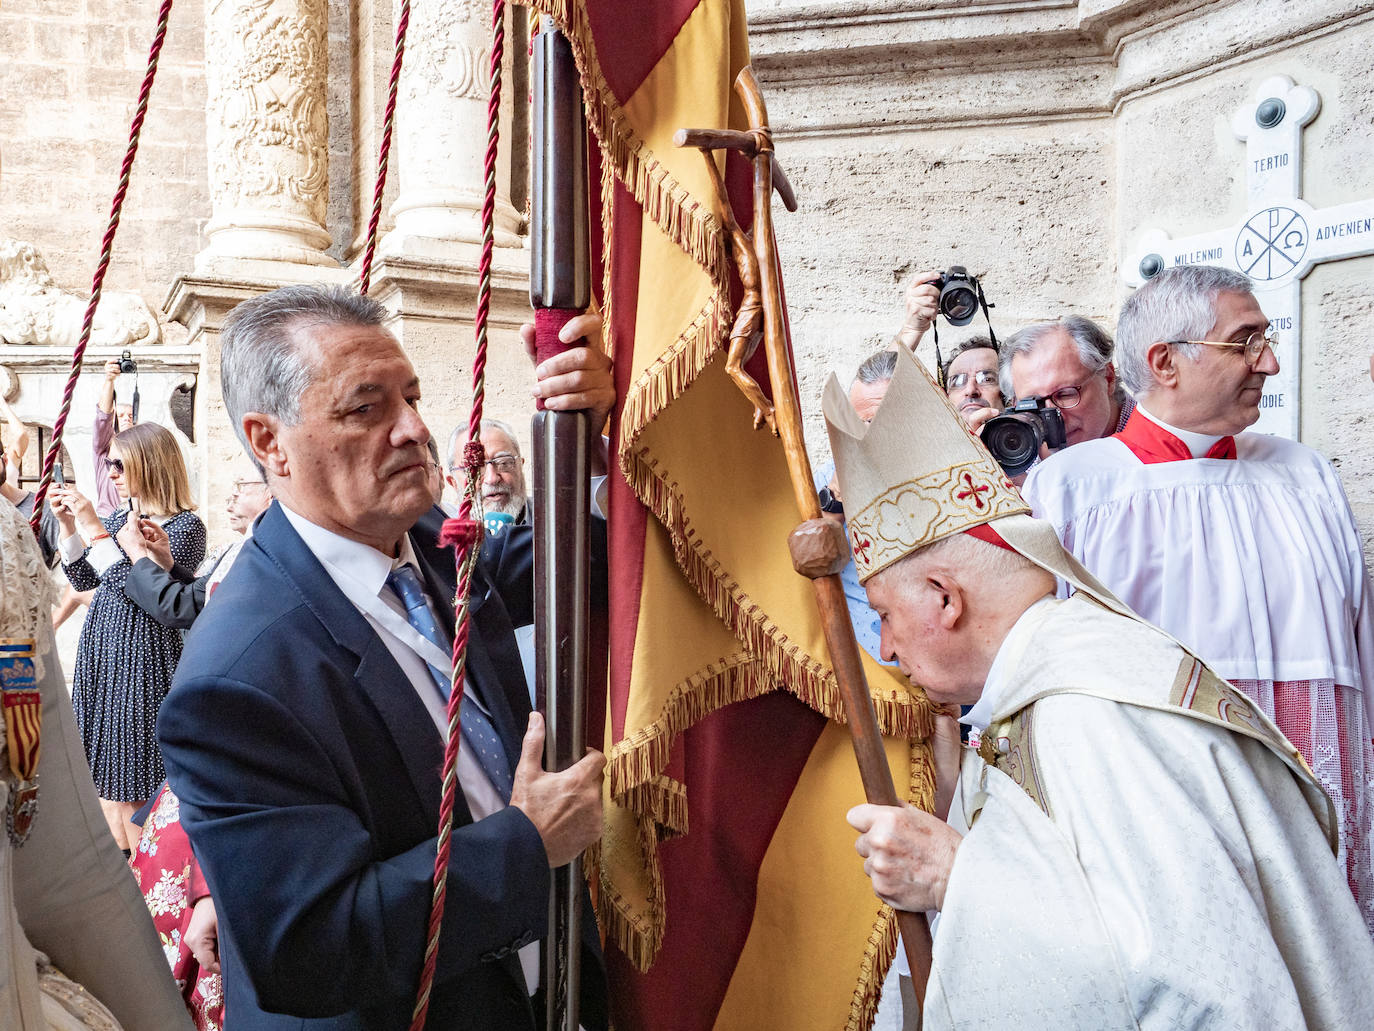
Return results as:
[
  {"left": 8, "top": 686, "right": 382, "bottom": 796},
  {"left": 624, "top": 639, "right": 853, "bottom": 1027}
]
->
[
  {"left": 1034, "top": 380, "right": 1092, "bottom": 411},
  {"left": 946, "top": 369, "right": 999, "bottom": 391},
  {"left": 110, "top": 458, "right": 125, "bottom": 475},
  {"left": 1164, "top": 329, "right": 1278, "bottom": 365},
  {"left": 484, "top": 455, "right": 519, "bottom": 474}
]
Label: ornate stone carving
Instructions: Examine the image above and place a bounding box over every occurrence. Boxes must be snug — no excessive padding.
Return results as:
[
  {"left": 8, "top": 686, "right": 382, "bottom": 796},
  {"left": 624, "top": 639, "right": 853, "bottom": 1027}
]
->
[
  {"left": 0, "top": 238, "right": 160, "bottom": 349},
  {"left": 201, "top": 0, "right": 333, "bottom": 265},
  {"left": 384, "top": 0, "right": 523, "bottom": 251},
  {"left": 403, "top": 0, "right": 493, "bottom": 103}
]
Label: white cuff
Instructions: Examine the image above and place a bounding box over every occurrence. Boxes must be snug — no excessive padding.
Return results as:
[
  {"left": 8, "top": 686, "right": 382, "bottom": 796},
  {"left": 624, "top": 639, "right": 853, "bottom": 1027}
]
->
[
  {"left": 59, "top": 533, "right": 86, "bottom": 565},
  {"left": 86, "top": 537, "right": 123, "bottom": 576}
]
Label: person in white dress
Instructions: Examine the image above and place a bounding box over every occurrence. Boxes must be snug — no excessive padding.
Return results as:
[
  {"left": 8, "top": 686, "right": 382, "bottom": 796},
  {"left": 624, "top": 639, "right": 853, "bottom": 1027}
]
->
[{"left": 1023, "top": 264, "right": 1374, "bottom": 934}]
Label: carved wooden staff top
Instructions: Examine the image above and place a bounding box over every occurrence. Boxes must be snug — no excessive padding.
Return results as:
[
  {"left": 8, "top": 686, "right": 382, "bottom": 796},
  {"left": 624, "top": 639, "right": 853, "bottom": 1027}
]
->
[{"left": 676, "top": 65, "right": 936, "bottom": 1009}]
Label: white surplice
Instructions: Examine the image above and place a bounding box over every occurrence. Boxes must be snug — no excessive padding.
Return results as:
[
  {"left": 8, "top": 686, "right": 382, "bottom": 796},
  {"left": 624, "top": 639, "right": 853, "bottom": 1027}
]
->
[
  {"left": 926, "top": 593, "right": 1374, "bottom": 1030},
  {"left": 1023, "top": 413, "right": 1374, "bottom": 933}
]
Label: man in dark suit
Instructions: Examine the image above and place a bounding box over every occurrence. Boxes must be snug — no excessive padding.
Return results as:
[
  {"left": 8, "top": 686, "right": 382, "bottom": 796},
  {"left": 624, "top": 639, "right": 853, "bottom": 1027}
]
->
[{"left": 158, "top": 284, "right": 612, "bottom": 1030}]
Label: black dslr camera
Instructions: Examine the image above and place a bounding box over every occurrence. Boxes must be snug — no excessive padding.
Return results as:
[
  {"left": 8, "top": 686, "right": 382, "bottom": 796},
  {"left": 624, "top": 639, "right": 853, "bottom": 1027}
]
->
[
  {"left": 982, "top": 398, "right": 1067, "bottom": 477},
  {"left": 935, "top": 266, "right": 982, "bottom": 326},
  {"left": 118, "top": 349, "right": 137, "bottom": 374}
]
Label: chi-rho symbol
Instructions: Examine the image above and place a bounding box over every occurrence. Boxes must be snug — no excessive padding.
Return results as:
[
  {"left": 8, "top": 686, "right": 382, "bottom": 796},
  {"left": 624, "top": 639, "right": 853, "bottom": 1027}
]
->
[{"left": 1124, "top": 75, "right": 1374, "bottom": 438}]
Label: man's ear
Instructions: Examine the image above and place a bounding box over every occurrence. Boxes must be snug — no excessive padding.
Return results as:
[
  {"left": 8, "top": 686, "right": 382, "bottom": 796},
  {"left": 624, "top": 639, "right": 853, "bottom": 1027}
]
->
[
  {"left": 1144, "top": 341, "right": 1179, "bottom": 390},
  {"left": 927, "top": 571, "right": 965, "bottom": 631},
  {"left": 242, "top": 413, "right": 288, "bottom": 478}
]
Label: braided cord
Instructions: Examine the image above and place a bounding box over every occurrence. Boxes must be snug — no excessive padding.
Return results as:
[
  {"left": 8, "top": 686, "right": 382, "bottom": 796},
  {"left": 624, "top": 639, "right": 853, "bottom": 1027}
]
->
[
  {"left": 357, "top": 0, "right": 411, "bottom": 296},
  {"left": 407, "top": 2, "right": 505, "bottom": 1027},
  {"left": 29, "top": 0, "right": 174, "bottom": 533}
]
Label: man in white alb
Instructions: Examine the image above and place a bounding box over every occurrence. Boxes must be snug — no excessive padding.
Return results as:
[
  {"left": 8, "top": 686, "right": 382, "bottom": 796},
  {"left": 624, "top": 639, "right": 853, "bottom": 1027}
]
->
[
  {"left": 824, "top": 344, "right": 1374, "bottom": 1028},
  {"left": 1023, "top": 263, "right": 1374, "bottom": 934}
]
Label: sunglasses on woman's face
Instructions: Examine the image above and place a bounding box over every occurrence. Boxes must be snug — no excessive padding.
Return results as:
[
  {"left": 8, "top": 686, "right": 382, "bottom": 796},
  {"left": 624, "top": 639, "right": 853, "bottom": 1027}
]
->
[{"left": 110, "top": 458, "right": 125, "bottom": 475}]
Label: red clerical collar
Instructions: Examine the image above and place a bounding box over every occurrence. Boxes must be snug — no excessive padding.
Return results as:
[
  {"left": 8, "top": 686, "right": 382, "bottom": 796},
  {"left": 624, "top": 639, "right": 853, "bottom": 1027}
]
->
[{"left": 1112, "top": 410, "right": 1237, "bottom": 464}]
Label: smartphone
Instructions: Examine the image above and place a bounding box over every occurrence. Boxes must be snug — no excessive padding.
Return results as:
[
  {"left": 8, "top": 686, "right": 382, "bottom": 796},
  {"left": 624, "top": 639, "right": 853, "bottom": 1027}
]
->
[
  {"left": 129, "top": 496, "right": 141, "bottom": 520},
  {"left": 53, "top": 465, "right": 65, "bottom": 486}
]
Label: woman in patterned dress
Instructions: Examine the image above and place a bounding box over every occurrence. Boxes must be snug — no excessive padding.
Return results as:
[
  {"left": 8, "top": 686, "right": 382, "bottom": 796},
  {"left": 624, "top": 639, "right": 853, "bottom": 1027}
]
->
[
  {"left": 50, "top": 422, "right": 204, "bottom": 852},
  {"left": 131, "top": 784, "right": 224, "bottom": 1030}
]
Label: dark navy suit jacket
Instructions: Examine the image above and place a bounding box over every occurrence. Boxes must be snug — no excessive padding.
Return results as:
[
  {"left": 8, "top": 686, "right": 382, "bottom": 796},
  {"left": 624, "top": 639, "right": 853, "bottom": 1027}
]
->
[{"left": 158, "top": 503, "right": 606, "bottom": 1030}]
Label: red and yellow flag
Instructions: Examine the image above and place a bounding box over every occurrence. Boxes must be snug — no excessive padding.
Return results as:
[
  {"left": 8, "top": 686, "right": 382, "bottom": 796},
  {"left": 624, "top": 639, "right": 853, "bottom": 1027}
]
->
[{"left": 530, "top": 2, "right": 936, "bottom": 1027}]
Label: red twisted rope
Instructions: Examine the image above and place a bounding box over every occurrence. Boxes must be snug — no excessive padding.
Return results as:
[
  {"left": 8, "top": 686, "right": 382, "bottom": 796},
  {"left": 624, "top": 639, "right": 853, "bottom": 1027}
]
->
[
  {"left": 29, "top": 0, "right": 174, "bottom": 533},
  {"left": 407, "top": 2, "right": 505, "bottom": 1027},
  {"left": 356, "top": 0, "right": 411, "bottom": 297}
]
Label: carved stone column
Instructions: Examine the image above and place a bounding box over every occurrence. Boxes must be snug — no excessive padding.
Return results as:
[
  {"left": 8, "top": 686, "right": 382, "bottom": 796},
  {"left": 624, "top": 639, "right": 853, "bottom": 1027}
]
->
[
  {"left": 198, "top": 0, "right": 334, "bottom": 269},
  {"left": 382, "top": 0, "right": 523, "bottom": 257}
]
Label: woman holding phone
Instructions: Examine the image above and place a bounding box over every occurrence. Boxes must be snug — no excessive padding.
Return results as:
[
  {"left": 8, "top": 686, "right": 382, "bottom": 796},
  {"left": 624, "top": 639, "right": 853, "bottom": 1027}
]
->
[{"left": 51, "top": 422, "right": 204, "bottom": 852}]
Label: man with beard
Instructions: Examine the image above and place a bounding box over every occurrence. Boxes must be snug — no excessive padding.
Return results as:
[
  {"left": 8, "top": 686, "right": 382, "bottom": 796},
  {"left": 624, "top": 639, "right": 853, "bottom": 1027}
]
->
[{"left": 450, "top": 419, "right": 529, "bottom": 522}]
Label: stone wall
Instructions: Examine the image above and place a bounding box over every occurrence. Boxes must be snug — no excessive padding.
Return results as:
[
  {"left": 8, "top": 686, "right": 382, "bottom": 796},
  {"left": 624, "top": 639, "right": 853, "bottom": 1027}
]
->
[
  {"left": 751, "top": 0, "right": 1374, "bottom": 552},
  {"left": 3, "top": 0, "right": 1372, "bottom": 556},
  {"left": 0, "top": 0, "right": 208, "bottom": 327}
]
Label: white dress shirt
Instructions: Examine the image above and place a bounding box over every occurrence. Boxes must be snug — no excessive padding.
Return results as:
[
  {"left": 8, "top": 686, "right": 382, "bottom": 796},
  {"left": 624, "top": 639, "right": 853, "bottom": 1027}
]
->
[{"left": 280, "top": 506, "right": 506, "bottom": 820}]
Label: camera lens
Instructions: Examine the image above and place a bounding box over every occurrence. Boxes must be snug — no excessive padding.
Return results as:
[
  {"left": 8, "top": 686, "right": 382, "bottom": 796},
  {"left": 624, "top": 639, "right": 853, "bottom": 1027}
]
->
[
  {"left": 982, "top": 413, "right": 1043, "bottom": 477},
  {"left": 940, "top": 287, "right": 979, "bottom": 324}
]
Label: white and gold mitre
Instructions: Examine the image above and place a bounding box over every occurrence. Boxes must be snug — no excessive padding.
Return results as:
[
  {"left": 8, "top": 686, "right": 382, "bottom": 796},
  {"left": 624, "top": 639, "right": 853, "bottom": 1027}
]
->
[
  {"left": 823, "top": 346, "right": 1136, "bottom": 620},
  {"left": 823, "top": 345, "right": 1028, "bottom": 584}
]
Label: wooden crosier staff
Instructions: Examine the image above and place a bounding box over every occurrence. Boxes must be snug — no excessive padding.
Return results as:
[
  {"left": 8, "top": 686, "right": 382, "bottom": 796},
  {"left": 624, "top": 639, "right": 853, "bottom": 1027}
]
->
[
  {"left": 676, "top": 66, "right": 936, "bottom": 1007},
  {"left": 530, "top": 16, "right": 591, "bottom": 1031}
]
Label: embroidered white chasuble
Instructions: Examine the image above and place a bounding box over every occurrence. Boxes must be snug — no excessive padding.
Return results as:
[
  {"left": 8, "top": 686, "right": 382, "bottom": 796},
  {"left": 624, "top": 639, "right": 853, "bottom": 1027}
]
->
[
  {"left": 1024, "top": 425, "right": 1374, "bottom": 931},
  {"left": 925, "top": 594, "right": 1374, "bottom": 1030}
]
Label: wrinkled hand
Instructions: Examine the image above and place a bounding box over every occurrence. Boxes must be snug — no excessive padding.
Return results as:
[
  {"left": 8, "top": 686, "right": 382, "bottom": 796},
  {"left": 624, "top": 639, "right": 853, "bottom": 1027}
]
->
[
  {"left": 509, "top": 712, "right": 605, "bottom": 868},
  {"left": 184, "top": 896, "right": 221, "bottom": 974},
  {"left": 848, "top": 801, "right": 962, "bottom": 913},
  {"left": 119, "top": 517, "right": 172, "bottom": 569},
  {"left": 103, "top": 359, "right": 122, "bottom": 382},
  {"left": 899, "top": 271, "right": 942, "bottom": 345},
  {"left": 519, "top": 312, "right": 616, "bottom": 432}
]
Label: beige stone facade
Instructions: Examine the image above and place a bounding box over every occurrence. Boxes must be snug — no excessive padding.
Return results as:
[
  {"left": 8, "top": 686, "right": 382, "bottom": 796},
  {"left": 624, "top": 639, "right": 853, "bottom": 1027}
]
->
[
  {"left": 751, "top": 0, "right": 1374, "bottom": 549},
  {"left": 1, "top": 0, "right": 1372, "bottom": 558}
]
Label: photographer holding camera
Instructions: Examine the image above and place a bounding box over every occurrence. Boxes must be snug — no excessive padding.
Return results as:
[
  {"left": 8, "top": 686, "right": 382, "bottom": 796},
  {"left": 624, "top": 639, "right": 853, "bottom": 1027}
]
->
[
  {"left": 94, "top": 353, "right": 139, "bottom": 517},
  {"left": 999, "top": 315, "right": 1134, "bottom": 448}
]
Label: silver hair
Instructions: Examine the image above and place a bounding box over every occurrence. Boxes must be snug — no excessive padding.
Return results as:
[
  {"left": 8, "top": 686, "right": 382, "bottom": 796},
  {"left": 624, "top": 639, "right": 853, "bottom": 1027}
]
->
[
  {"left": 220, "top": 284, "right": 389, "bottom": 474},
  {"left": 450, "top": 418, "right": 522, "bottom": 470},
  {"left": 998, "top": 315, "right": 1117, "bottom": 402},
  {"left": 854, "top": 348, "right": 898, "bottom": 386},
  {"left": 871, "top": 532, "right": 1047, "bottom": 594},
  {"left": 1115, "top": 265, "right": 1254, "bottom": 397}
]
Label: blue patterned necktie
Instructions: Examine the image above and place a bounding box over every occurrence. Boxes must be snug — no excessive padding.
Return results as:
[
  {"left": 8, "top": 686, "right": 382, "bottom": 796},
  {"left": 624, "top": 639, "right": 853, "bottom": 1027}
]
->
[{"left": 385, "top": 564, "right": 513, "bottom": 800}]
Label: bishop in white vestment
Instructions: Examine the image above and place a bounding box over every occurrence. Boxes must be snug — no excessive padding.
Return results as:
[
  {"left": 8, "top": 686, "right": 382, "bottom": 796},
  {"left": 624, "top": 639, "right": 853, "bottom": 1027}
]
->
[
  {"left": 1024, "top": 266, "right": 1374, "bottom": 932},
  {"left": 823, "top": 339, "right": 1374, "bottom": 1029}
]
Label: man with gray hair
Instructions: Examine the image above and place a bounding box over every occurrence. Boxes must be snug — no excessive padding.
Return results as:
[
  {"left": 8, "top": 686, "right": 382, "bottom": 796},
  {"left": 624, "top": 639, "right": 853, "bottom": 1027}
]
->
[
  {"left": 158, "top": 283, "right": 613, "bottom": 1029},
  {"left": 1024, "top": 264, "right": 1374, "bottom": 934},
  {"left": 449, "top": 419, "right": 529, "bottom": 521},
  {"left": 1000, "top": 314, "right": 1134, "bottom": 447}
]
